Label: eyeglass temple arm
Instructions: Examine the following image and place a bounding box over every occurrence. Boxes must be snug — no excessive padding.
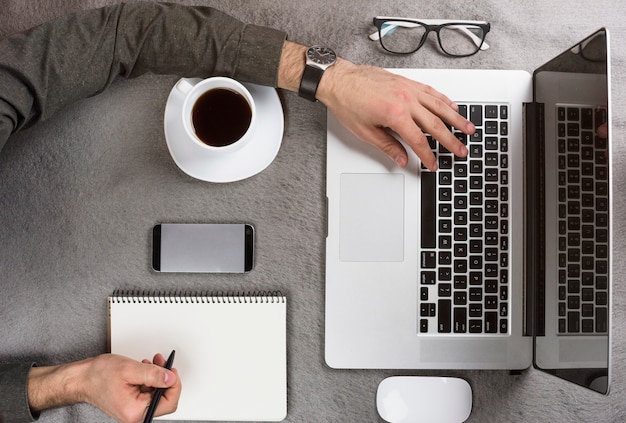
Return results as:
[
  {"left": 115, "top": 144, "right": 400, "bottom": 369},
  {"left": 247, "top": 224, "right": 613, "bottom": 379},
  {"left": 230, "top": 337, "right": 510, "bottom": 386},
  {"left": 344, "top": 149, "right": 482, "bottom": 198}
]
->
[{"left": 369, "top": 19, "right": 490, "bottom": 51}]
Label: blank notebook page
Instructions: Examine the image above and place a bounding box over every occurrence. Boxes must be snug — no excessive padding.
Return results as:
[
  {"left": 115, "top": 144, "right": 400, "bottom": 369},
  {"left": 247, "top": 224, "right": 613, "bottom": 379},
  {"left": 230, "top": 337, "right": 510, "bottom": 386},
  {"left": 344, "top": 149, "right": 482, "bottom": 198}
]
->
[{"left": 108, "top": 292, "right": 287, "bottom": 421}]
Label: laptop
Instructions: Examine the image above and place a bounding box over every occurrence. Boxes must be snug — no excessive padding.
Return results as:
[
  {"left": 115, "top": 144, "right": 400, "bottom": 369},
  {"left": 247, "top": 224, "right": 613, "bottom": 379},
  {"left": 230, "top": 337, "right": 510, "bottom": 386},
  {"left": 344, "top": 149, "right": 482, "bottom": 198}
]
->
[{"left": 325, "top": 28, "right": 611, "bottom": 394}]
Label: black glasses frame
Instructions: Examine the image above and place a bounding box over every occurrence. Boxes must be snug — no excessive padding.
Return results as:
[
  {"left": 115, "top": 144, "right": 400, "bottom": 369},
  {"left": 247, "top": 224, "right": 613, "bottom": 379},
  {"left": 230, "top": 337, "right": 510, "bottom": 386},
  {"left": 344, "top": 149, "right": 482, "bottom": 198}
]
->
[{"left": 373, "top": 17, "right": 491, "bottom": 57}]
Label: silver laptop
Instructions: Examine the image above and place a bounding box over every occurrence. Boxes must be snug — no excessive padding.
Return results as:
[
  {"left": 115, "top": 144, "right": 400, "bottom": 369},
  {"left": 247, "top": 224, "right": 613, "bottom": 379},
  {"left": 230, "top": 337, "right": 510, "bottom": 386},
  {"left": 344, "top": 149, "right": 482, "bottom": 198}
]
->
[{"left": 325, "top": 29, "right": 611, "bottom": 394}]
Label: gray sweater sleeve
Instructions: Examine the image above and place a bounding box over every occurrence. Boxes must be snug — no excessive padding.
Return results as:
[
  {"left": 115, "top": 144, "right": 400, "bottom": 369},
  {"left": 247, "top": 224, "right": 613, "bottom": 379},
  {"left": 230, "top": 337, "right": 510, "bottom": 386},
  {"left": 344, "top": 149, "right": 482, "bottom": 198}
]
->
[
  {"left": 0, "top": 1, "right": 287, "bottom": 152},
  {"left": 0, "top": 3, "right": 286, "bottom": 421},
  {"left": 0, "top": 363, "right": 38, "bottom": 422}
]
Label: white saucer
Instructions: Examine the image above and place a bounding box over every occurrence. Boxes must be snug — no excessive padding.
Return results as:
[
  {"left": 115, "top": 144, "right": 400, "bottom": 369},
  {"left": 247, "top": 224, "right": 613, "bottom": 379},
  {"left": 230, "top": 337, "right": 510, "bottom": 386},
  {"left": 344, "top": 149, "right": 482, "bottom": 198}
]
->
[{"left": 164, "top": 78, "right": 284, "bottom": 182}]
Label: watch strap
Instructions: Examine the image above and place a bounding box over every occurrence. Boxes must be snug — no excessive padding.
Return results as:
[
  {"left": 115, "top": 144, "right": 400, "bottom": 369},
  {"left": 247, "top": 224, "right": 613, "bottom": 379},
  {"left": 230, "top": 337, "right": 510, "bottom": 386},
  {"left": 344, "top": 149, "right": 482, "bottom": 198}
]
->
[{"left": 298, "top": 64, "right": 325, "bottom": 102}]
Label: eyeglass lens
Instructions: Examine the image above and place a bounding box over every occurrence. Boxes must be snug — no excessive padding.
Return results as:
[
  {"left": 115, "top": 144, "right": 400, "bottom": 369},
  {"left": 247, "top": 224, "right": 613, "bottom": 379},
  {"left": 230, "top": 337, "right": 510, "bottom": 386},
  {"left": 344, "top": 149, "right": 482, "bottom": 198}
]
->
[{"left": 379, "top": 21, "right": 486, "bottom": 56}]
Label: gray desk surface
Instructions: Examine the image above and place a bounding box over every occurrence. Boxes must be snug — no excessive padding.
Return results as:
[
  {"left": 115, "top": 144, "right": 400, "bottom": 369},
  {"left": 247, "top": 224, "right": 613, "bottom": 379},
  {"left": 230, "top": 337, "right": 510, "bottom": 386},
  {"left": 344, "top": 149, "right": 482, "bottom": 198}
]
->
[{"left": 1, "top": 1, "right": 625, "bottom": 422}]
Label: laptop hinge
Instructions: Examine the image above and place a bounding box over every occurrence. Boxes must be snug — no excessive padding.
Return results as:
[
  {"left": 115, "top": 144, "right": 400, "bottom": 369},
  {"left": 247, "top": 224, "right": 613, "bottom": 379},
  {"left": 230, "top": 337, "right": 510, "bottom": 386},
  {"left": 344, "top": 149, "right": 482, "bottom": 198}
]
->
[{"left": 523, "top": 101, "right": 545, "bottom": 338}]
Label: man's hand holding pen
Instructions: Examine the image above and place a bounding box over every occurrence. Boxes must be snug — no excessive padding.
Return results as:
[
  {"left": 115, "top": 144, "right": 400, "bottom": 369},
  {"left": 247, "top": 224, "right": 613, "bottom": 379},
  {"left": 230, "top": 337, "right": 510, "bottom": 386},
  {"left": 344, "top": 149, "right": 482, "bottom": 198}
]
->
[{"left": 27, "top": 353, "right": 182, "bottom": 423}]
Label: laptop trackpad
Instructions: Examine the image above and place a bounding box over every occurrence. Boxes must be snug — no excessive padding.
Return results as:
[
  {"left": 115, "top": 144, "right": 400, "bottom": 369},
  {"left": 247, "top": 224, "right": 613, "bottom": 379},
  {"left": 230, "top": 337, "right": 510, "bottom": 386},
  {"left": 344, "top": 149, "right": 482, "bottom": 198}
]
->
[{"left": 339, "top": 173, "right": 404, "bottom": 262}]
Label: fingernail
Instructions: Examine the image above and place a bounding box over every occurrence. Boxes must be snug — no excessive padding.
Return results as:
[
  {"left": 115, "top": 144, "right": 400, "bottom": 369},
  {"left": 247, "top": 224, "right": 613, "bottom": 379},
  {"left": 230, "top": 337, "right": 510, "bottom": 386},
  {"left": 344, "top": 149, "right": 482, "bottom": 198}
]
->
[
  {"left": 395, "top": 155, "right": 407, "bottom": 167},
  {"left": 164, "top": 370, "right": 174, "bottom": 385}
]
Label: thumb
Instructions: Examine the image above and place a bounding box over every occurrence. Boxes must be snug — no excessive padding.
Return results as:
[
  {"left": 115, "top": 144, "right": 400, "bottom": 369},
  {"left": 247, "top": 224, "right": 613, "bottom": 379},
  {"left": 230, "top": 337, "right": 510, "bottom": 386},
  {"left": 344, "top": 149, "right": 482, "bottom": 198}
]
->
[{"left": 129, "top": 362, "right": 177, "bottom": 388}]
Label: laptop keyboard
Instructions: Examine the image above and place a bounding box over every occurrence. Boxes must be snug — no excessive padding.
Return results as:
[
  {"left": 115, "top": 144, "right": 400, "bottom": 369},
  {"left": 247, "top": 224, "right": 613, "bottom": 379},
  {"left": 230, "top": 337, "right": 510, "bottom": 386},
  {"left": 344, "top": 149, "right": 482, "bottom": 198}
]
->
[
  {"left": 419, "top": 103, "right": 510, "bottom": 335},
  {"left": 556, "top": 104, "right": 609, "bottom": 335}
]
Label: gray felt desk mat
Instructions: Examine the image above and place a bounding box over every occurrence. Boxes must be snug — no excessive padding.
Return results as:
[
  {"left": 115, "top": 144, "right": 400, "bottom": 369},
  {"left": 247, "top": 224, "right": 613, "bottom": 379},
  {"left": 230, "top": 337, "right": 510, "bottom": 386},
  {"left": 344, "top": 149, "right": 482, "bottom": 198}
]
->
[{"left": 1, "top": 0, "right": 625, "bottom": 421}]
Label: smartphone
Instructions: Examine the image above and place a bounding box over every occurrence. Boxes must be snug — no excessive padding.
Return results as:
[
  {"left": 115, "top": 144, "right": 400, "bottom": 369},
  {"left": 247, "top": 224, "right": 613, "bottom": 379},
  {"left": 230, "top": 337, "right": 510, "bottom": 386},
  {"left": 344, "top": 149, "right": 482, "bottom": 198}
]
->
[{"left": 152, "top": 223, "right": 254, "bottom": 273}]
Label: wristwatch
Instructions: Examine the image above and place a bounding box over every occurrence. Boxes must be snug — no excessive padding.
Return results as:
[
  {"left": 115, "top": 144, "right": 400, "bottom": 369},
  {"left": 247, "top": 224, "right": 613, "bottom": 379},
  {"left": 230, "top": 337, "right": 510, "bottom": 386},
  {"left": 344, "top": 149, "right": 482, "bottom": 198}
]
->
[{"left": 298, "top": 45, "right": 337, "bottom": 102}]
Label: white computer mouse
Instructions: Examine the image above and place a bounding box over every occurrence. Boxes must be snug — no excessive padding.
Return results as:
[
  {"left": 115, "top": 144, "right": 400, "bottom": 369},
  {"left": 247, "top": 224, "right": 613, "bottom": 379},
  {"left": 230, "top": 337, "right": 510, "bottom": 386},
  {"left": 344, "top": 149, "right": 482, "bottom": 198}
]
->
[{"left": 376, "top": 376, "right": 472, "bottom": 423}]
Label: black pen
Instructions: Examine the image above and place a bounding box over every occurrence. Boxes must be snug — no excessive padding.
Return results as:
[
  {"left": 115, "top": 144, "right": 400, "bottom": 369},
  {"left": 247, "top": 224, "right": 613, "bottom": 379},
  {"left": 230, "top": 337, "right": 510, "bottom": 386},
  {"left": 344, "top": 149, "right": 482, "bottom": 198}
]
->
[{"left": 144, "top": 350, "right": 176, "bottom": 423}]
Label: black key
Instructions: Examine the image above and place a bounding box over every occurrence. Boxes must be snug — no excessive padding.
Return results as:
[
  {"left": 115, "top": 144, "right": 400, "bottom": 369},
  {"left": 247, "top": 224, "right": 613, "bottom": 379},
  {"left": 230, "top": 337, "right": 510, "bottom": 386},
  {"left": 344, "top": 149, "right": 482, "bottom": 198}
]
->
[
  {"left": 439, "top": 251, "right": 452, "bottom": 265},
  {"left": 439, "top": 219, "right": 452, "bottom": 233},
  {"left": 568, "top": 311, "right": 580, "bottom": 333},
  {"left": 439, "top": 155, "right": 453, "bottom": 169},
  {"left": 421, "top": 251, "right": 436, "bottom": 268},
  {"left": 485, "top": 289, "right": 498, "bottom": 305},
  {"left": 470, "top": 144, "right": 483, "bottom": 158},
  {"left": 455, "top": 179, "right": 468, "bottom": 193},
  {"left": 485, "top": 105, "right": 498, "bottom": 118},
  {"left": 454, "top": 275, "right": 468, "bottom": 289},
  {"left": 458, "top": 104, "right": 468, "bottom": 119},
  {"left": 470, "top": 208, "right": 483, "bottom": 222},
  {"left": 469, "top": 288, "right": 482, "bottom": 302},
  {"left": 485, "top": 312, "right": 498, "bottom": 333},
  {"left": 439, "top": 171, "right": 452, "bottom": 185},
  {"left": 485, "top": 168, "right": 498, "bottom": 182},
  {"left": 499, "top": 319, "right": 508, "bottom": 334},
  {"left": 421, "top": 271, "right": 436, "bottom": 285},
  {"left": 438, "top": 300, "right": 452, "bottom": 333},
  {"left": 568, "top": 295, "right": 580, "bottom": 309},
  {"left": 485, "top": 121, "right": 498, "bottom": 134},
  {"left": 485, "top": 153, "right": 498, "bottom": 166},
  {"left": 500, "top": 105, "right": 508, "bottom": 120},
  {"left": 454, "top": 212, "right": 467, "bottom": 225},
  {"left": 500, "top": 122, "right": 508, "bottom": 136},
  {"left": 469, "top": 304, "right": 482, "bottom": 317},
  {"left": 596, "top": 307, "right": 608, "bottom": 332},
  {"left": 420, "top": 319, "right": 429, "bottom": 333},
  {"left": 500, "top": 138, "right": 508, "bottom": 153},
  {"left": 582, "top": 303, "right": 593, "bottom": 317},
  {"left": 469, "top": 320, "right": 483, "bottom": 333},
  {"left": 500, "top": 285, "right": 508, "bottom": 301},
  {"left": 581, "top": 108, "right": 593, "bottom": 129},
  {"left": 470, "top": 105, "right": 483, "bottom": 126},
  {"left": 439, "top": 203, "right": 452, "bottom": 217},
  {"left": 438, "top": 267, "right": 452, "bottom": 281},
  {"left": 454, "top": 291, "right": 467, "bottom": 305},
  {"left": 454, "top": 163, "right": 468, "bottom": 178},
  {"left": 439, "top": 283, "right": 452, "bottom": 297},
  {"left": 567, "top": 107, "right": 579, "bottom": 121},
  {"left": 470, "top": 129, "right": 483, "bottom": 143},
  {"left": 439, "top": 187, "right": 452, "bottom": 201},
  {"left": 454, "top": 308, "right": 467, "bottom": 333},
  {"left": 421, "top": 172, "right": 436, "bottom": 248}
]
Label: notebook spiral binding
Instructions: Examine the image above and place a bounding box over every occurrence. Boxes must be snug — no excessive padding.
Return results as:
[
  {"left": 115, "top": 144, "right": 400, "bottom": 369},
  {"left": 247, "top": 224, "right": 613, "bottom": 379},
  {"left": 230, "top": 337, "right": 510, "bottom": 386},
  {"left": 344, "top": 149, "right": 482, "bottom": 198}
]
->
[{"left": 110, "top": 289, "right": 285, "bottom": 304}]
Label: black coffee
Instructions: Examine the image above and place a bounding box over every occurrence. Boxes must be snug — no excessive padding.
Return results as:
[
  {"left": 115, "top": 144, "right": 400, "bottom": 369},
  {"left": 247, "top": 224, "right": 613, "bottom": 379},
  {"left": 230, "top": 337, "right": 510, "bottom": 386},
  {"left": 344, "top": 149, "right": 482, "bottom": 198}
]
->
[{"left": 191, "top": 88, "right": 252, "bottom": 147}]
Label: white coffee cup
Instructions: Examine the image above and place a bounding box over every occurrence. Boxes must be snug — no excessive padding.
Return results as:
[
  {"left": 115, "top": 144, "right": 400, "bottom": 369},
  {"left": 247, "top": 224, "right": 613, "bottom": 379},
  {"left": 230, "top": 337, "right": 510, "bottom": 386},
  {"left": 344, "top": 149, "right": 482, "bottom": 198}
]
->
[{"left": 176, "top": 77, "right": 256, "bottom": 154}]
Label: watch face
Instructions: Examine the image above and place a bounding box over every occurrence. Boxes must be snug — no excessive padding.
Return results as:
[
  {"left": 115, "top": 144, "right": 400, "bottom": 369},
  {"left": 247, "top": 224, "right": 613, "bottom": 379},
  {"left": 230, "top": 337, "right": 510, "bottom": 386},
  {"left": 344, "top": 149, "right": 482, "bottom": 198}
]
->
[{"left": 307, "top": 46, "right": 337, "bottom": 65}]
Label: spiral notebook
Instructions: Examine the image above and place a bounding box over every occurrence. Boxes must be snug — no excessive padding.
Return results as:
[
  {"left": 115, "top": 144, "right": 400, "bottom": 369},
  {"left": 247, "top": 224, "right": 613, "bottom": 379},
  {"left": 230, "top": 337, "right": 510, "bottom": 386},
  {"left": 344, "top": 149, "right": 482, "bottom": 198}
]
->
[{"left": 108, "top": 290, "right": 287, "bottom": 421}]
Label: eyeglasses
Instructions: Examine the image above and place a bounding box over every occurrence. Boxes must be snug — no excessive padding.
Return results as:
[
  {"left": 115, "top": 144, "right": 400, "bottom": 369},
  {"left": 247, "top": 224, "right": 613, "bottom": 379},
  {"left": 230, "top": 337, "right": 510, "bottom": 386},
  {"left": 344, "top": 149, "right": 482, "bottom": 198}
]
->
[{"left": 370, "top": 17, "right": 491, "bottom": 57}]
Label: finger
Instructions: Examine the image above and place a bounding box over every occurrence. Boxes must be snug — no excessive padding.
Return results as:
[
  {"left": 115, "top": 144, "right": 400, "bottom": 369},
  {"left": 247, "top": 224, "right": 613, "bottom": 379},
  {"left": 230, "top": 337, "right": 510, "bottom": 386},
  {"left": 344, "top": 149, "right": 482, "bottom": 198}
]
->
[
  {"left": 156, "top": 368, "right": 182, "bottom": 416},
  {"left": 411, "top": 80, "right": 459, "bottom": 112},
  {"left": 361, "top": 126, "right": 411, "bottom": 168},
  {"left": 126, "top": 361, "right": 177, "bottom": 389},
  {"left": 152, "top": 353, "right": 166, "bottom": 367},
  {"left": 390, "top": 121, "right": 438, "bottom": 171}
]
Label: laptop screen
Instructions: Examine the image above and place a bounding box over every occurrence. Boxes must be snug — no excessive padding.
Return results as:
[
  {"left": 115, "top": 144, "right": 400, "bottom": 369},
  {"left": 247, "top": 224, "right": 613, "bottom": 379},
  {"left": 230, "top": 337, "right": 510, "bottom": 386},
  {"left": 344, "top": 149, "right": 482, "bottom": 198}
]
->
[{"left": 530, "top": 28, "right": 611, "bottom": 394}]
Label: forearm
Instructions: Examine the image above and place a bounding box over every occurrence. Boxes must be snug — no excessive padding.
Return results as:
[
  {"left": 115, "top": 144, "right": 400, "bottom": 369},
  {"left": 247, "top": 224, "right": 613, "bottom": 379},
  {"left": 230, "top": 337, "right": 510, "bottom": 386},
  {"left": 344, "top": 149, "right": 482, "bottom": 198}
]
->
[
  {"left": 27, "top": 362, "right": 86, "bottom": 412},
  {"left": 0, "top": 2, "right": 286, "bottom": 149}
]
